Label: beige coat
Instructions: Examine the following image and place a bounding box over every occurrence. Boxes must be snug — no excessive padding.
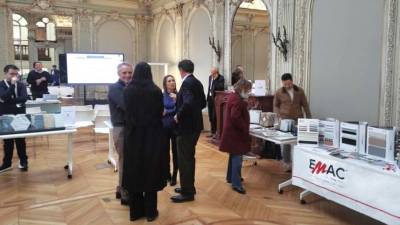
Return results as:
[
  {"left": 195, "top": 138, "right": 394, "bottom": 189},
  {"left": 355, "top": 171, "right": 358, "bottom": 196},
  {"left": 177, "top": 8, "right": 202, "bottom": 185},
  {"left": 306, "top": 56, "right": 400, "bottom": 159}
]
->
[{"left": 273, "top": 85, "right": 312, "bottom": 120}]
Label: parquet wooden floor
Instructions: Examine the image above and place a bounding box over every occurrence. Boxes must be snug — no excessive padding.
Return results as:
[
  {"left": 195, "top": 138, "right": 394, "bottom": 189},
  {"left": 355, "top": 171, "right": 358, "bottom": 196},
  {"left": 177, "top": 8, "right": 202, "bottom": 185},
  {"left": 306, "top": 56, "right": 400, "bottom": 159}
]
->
[{"left": 0, "top": 128, "right": 383, "bottom": 225}]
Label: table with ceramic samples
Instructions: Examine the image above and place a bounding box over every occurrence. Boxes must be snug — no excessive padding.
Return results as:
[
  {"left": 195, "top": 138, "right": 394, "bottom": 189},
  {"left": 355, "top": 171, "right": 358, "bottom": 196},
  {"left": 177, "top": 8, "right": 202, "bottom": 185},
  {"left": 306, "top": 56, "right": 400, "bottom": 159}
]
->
[
  {"left": 249, "top": 124, "right": 298, "bottom": 192},
  {"left": 0, "top": 128, "right": 77, "bottom": 178}
]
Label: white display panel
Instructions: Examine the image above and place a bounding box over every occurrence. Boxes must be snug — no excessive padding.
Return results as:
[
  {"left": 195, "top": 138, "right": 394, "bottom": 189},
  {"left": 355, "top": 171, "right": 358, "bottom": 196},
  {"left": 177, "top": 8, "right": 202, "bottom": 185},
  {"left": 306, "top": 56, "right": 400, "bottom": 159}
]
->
[{"left": 66, "top": 53, "right": 124, "bottom": 84}]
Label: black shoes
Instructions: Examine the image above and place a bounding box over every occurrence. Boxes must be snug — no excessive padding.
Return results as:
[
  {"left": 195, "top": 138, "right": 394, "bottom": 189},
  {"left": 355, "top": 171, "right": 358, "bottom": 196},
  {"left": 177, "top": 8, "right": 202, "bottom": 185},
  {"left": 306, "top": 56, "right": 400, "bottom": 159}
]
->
[
  {"left": 171, "top": 188, "right": 195, "bottom": 202},
  {"left": 116, "top": 192, "right": 121, "bottom": 199},
  {"left": 147, "top": 210, "right": 159, "bottom": 222},
  {"left": 0, "top": 162, "right": 28, "bottom": 174},
  {"left": 174, "top": 188, "right": 196, "bottom": 195},
  {"left": 0, "top": 164, "right": 12, "bottom": 174},
  {"left": 232, "top": 187, "right": 246, "bottom": 194},
  {"left": 130, "top": 213, "right": 144, "bottom": 221},
  {"left": 120, "top": 199, "right": 129, "bottom": 206},
  {"left": 18, "top": 162, "right": 28, "bottom": 172},
  {"left": 170, "top": 194, "right": 195, "bottom": 203},
  {"left": 174, "top": 188, "right": 182, "bottom": 194}
]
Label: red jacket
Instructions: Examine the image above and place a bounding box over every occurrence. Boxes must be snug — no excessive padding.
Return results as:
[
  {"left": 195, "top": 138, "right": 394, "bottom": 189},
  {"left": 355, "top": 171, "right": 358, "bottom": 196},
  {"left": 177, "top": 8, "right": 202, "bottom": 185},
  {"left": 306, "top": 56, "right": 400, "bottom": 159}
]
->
[{"left": 219, "top": 92, "right": 251, "bottom": 155}]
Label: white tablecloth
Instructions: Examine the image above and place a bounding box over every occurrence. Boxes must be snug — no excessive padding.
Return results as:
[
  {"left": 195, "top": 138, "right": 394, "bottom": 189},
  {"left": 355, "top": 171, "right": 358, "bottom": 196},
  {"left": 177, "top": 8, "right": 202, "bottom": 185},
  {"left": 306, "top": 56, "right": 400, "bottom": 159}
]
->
[{"left": 292, "top": 146, "right": 400, "bottom": 225}]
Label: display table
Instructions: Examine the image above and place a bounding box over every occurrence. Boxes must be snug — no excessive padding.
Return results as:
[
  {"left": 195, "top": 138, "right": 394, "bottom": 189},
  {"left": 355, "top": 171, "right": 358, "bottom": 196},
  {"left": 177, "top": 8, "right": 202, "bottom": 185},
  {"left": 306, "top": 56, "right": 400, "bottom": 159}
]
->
[
  {"left": 292, "top": 146, "right": 400, "bottom": 225},
  {"left": 104, "top": 121, "right": 118, "bottom": 172},
  {"left": 26, "top": 100, "right": 62, "bottom": 113},
  {"left": 0, "top": 129, "right": 77, "bottom": 179},
  {"left": 249, "top": 125, "right": 297, "bottom": 192}
]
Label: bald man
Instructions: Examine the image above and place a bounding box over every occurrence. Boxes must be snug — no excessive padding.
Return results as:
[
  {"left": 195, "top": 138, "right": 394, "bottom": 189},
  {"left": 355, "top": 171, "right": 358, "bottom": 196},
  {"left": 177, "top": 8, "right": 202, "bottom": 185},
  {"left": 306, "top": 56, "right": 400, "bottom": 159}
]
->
[{"left": 206, "top": 67, "right": 225, "bottom": 138}]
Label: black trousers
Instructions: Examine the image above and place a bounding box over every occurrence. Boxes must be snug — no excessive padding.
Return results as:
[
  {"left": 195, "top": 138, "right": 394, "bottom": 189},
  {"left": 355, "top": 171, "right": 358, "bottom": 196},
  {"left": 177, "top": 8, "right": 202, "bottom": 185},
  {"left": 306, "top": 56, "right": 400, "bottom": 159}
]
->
[
  {"left": 130, "top": 192, "right": 157, "bottom": 217},
  {"left": 31, "top": 91, "right": 46, "bottom": 100},
  {"left": 176, "top": 132, "right": 200, "bottom": 195},
  {"left": 3, "top": 138, "right": 27, "bottom": 166},
  {"left": 207, "top": 97, "right": 217, "bottom": 134},
  {"left": 165, "top": 128, "right": 178, "bottom": 178}
]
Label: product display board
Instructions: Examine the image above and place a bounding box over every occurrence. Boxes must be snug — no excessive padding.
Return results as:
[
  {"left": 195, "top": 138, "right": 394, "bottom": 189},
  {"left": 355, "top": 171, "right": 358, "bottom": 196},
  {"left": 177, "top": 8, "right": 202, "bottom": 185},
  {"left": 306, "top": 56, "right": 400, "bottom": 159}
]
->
[
  {"left": 340, "top": 122, "right": 368, "bottom": 153},
  {"left": 367, "top": 126, "right": 396, "bottom": 162},
  {"left": 292, "top": 145, "right": 400, "bottom": 225},
  {"left": 249, "top": 110, "right": 262, "bottom": 124},
  {"left": 297, "top": 119, "right": 320, "bottom": 147},
  {"left": 319, "top": 119, "right": 340, "bottom": 148}
]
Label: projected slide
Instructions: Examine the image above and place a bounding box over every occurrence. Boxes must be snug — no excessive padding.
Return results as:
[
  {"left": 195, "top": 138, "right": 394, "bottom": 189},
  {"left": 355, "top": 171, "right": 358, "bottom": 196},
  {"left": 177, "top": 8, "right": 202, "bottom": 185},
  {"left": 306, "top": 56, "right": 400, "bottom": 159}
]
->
[{"left": 66, "top": 53, "right": 124, "bottom": 84}]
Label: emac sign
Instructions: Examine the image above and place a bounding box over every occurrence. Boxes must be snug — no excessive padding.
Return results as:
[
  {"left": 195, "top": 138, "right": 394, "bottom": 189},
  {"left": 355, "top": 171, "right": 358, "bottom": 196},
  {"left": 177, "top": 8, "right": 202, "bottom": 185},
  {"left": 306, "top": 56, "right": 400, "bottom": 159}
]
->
[{"left": 309, "top": 159, "right": 346, "bottom": 180}]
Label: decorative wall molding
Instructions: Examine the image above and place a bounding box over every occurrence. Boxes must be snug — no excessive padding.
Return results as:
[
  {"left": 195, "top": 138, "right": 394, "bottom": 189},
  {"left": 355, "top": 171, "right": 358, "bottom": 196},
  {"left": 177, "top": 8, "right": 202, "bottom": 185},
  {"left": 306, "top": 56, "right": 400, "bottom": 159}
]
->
[{"left": 380, "top": 0, "right": 397, "bottom": 126}]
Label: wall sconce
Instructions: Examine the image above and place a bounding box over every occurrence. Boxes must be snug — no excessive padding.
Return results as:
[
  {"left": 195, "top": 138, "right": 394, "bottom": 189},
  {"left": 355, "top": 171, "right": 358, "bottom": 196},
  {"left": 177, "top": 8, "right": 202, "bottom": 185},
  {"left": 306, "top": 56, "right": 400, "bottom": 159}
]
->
[
  {"left": 209, "top": 36, "right": 222, "bottom": 62},
  {"left": 272, "top": 26, "right": 289, "bottom": 61}
]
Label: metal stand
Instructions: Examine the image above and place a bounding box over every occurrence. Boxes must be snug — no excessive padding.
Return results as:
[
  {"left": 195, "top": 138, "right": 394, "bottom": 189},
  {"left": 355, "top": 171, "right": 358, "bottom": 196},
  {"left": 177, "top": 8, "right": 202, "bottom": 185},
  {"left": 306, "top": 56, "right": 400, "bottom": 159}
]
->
[
  {"left": 278, "top": 179, "right": 292, "bottom": 194},
  {"left": 300, "top": 190, "right": 312, "bottom": 204}
]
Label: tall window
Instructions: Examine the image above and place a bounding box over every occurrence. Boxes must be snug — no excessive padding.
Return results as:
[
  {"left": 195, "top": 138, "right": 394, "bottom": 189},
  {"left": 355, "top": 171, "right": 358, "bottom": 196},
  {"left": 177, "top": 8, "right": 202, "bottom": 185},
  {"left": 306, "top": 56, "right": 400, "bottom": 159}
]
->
[
  {"left": 13, "top": 13, "right": 29, "bottom": 73},
  {"left": 36, "top": 17, "right": 56, "bottom": 41}
]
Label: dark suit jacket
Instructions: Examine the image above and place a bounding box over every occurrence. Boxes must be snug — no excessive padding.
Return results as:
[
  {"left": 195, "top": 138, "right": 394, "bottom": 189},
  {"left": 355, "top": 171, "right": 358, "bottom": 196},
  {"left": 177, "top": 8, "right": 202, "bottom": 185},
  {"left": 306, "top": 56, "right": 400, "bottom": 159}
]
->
[
  {"left": 176, "top": 75, "right": 206, "bottom": 135},
  {"left": 0, "top": 80, "right": 28, "bottom": 115},
  {"left": 207, "top": 74, "right": 225, "bottom": 100},
  {"left": 108, "top": 80, "right": 127, "bottom": 127}
]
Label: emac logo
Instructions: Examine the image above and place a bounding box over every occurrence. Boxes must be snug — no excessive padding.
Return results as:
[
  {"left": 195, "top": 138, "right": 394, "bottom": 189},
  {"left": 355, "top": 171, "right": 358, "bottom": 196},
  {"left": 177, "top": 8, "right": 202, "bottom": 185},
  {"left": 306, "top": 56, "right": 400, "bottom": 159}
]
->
[{"left": 309, "top": 159, "right": 345, "bottom": 180}]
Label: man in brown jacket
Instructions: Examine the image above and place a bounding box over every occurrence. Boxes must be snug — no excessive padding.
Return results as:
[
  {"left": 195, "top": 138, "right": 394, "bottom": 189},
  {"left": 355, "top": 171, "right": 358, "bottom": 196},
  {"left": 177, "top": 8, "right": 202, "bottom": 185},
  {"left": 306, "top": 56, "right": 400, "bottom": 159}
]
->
[
  {"left": 273, "top": 73, "right": 311, "bottom": 171},
  {"left": 273, "top": 73, "right": 311, "bottom": 120}
]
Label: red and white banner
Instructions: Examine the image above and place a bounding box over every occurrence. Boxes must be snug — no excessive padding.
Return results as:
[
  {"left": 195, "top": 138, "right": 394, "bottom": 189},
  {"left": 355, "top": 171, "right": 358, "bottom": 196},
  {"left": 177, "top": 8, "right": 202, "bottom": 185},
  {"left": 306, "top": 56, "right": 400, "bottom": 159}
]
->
[{"left": 292, "top": 146, "right": 400, "bottom": 225}]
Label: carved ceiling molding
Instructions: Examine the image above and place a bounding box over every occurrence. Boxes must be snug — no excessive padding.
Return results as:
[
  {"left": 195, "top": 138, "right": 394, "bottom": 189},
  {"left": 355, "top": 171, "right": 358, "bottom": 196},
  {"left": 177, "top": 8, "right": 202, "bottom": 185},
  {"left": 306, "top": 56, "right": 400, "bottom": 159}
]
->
[{"left": 174, "top": 3, "right": 184, "bottom": 17}]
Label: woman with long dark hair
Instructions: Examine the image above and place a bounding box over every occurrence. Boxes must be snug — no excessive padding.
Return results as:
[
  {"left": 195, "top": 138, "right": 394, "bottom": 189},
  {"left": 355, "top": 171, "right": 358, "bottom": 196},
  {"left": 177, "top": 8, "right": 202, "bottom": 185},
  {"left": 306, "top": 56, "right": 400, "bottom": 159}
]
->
[
  {"left": 162, "top": 75, "right": 178, "bottom": 186},
  {"left": 123, "top": 62, "right": 167, "bottom": 222}
]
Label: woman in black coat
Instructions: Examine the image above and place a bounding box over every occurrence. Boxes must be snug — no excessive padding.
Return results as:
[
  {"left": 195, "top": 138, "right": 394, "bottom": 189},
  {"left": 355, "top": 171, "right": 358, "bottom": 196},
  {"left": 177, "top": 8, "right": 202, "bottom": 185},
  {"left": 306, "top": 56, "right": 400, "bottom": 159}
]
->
[{"left": 122, "top": 62, "right": 167, "bottom": 222}]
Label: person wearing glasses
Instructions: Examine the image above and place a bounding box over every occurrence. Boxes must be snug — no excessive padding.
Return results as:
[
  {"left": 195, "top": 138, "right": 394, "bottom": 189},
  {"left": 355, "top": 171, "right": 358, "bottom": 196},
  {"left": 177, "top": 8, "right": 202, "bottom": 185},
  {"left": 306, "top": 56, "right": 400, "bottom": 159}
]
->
[{"left": 0, "top": 64, "right": 29, "bottom": 173}]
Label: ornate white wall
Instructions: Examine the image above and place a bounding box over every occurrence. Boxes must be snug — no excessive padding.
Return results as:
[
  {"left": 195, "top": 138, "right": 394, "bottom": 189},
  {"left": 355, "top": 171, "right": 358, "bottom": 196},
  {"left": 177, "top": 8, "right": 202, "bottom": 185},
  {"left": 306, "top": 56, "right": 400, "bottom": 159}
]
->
[{"left": 1, "top": 0, "right": 399, "bottom": 126}]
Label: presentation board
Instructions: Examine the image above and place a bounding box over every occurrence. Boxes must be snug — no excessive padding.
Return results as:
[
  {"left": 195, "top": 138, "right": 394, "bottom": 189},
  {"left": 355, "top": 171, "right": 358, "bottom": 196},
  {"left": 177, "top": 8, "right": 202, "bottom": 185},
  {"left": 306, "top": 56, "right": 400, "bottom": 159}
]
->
[{"left": 66, "top": 53, "right": 124, "bottom": 84}]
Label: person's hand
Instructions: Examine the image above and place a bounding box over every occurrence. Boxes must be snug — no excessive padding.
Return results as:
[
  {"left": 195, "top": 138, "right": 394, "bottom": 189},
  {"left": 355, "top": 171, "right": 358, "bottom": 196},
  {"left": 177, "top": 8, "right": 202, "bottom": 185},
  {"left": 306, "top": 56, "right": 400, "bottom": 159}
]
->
[
  {"left": 163, "top": 109, "right": 167, "bottom": 116},
  {"left": 36, "top": 79, "right": 42, "bottom": 86},
  {"left": 11, "top": 77, "right": 18, "bottom": 85},
  {"left": 174, "top": 115, "right": 178, "bottom": 123},
  {"left": 170, "top": 93, "right": 177, "bottom": 102}
]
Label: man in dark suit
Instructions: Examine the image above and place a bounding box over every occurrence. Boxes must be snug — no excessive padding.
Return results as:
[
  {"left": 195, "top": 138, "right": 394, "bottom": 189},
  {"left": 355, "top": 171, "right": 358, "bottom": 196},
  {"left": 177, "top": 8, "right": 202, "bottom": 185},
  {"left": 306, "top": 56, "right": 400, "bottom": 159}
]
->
[
  {"left": 0, "top": 64, "right": 29, "bottom": 173},
  {"left": 50, "top": 65, "right": 61, "bottom": 86},
  {"left": 27, "top": 62, "right": 51, "bottom": 99},
  {"left": 171, "top": 59, "right": 206, "bottom": 203},
  {"left": 206, "top": 67, "right": 225, "bottom": 138}
]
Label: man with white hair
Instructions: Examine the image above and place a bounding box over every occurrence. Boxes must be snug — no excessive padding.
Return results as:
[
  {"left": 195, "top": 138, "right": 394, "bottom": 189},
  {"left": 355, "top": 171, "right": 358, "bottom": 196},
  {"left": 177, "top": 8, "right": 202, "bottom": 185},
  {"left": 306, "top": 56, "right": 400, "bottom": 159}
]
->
[
  {"left": 108, "top": 62, "right": 133, "bottom": 205},
  {"left": 206, "top": 67, "right": 225, "bottom": 138}
]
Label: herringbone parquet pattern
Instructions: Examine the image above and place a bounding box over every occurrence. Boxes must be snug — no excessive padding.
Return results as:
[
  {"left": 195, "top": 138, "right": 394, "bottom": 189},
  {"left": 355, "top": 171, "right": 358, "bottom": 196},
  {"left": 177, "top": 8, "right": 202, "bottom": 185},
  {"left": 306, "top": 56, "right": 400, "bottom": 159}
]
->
[{"left": 0, "top": 128, "right": 383, "bottom": 225}]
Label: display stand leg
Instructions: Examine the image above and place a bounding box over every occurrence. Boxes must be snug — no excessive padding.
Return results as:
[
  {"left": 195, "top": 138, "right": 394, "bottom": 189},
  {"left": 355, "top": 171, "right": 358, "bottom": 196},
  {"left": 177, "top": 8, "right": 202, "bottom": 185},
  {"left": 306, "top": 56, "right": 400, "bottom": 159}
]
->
[
  {"left": 66, "top": 133, "right": 73, "bottom": 179},
  {"left": 107, "top": 127, "right": 118, "bottom": 172},
  {"left": 300, "top": 190, "right": 312, "bottom": 204},
  {"left": 278, "top": 178, "right": 292, "bottom": 194}
]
